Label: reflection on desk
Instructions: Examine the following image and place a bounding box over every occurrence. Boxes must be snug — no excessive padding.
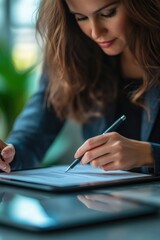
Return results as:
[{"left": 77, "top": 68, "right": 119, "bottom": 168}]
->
[
  {"left": 0, "top": 186, "right": 157, "bottom": 232},
  {"left": 101, "top": 182, "right": 160, "bottom": 207}
]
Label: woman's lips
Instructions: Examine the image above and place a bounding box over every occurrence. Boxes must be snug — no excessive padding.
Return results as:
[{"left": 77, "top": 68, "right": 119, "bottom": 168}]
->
[{"left": 97, "top": 38, "right": 116, "bottom": 48}]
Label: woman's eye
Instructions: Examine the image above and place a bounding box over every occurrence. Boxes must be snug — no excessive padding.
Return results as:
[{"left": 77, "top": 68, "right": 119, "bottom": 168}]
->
[
  {"left": 101, "top": 8, "right": 117, "bottom": 18},
  {"left": 75, "top": 15, "right": 87, "bottom": 22}
]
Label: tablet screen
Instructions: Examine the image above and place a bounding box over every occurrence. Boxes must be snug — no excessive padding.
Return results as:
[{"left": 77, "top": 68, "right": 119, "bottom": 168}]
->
[
  {"left": 0, "top": 187, "right": 158, "bottom": 232},
  {"left": 0, "top": 165, "right": 156, "bottom": 192}
]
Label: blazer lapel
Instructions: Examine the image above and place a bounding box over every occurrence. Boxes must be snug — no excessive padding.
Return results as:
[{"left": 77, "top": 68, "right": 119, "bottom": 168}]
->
[{"left": 141, "top": 86, "right": 160, "bottom": 141}]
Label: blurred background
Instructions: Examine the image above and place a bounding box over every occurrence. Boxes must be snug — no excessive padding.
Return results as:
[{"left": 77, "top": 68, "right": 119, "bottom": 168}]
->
[{"left": 0, "top": 0, "right": 83, "bottom": 167}]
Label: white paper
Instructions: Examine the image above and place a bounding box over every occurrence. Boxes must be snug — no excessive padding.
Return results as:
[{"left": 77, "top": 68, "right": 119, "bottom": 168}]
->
[{"left": 0, "top": 164, "right": 150, "bottom": 187}]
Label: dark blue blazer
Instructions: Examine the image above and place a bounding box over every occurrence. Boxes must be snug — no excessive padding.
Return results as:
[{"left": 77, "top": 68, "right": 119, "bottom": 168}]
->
[{"left": 7, "top": 74, "right": 160, "bottom": 175}]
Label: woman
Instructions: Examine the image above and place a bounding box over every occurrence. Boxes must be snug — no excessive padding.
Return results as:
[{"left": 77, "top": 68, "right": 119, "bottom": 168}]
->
[{"left": 1, "top": 0, "right": 160, "bottom": 175}]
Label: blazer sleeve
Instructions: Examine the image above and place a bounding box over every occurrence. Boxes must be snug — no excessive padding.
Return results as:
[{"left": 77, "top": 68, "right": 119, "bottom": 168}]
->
[
  {"left": 150, "top": 143, "right": 160, "bottom": 176},
  {"left": 6, "top": 74, "right": 65, "bottom": 170}
]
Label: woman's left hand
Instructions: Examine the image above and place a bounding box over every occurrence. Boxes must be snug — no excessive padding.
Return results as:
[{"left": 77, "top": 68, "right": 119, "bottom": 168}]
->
[
  {"left": 74, "top": 132, "right": 154, "bottom": 171},
  {"left": 0, "top": 139, "right": 15, "bottom": 173}
]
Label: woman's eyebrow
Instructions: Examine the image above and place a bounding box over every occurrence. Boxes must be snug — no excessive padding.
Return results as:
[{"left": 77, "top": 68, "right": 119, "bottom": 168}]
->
[
  {"left": 70, "top": 1, "right": 118, "bottom": 15},
  {"left": 94, "top": 1, "right": 119, "bottom": 14}
]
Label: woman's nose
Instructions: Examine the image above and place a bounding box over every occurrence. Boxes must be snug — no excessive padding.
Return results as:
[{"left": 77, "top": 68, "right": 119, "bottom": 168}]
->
[{"left": 90, "top": 20, "right": 106, "bottom": 40}]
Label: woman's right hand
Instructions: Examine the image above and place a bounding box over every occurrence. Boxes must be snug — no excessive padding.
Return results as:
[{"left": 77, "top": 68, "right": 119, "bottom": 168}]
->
[{"left": 0, "top": 139, "right": 15, "bottom": 173}]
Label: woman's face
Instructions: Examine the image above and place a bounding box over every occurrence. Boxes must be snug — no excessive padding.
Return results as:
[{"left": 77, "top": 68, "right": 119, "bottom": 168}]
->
[{"left": 65, "top": 0, "right": 129, "bottom": 56}]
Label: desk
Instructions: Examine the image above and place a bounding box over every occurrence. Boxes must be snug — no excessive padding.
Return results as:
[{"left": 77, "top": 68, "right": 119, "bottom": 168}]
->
[{"left": 0, "top": 182, "right": 160, "bottom": 240}]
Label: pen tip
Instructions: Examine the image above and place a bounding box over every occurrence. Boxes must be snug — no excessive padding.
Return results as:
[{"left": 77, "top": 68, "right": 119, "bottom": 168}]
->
[{"left": 65, "top": 167, "right": 70, "bottom": 173}]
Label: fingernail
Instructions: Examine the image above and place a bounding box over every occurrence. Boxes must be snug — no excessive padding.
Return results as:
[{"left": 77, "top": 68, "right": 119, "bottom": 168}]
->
[{"left": 1, "top": 165, "right": 7, "bottom": 171}]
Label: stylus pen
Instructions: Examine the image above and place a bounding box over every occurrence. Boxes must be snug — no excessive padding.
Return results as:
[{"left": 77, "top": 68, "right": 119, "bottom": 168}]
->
[{"left": 65, "top": 115, "right": 126, "bottom": 173}]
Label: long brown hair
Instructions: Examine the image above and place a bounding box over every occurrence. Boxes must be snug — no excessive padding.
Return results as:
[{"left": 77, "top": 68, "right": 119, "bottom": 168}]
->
[
  {"left": 122, "top": 0, "right": 160, "bottom": 103},
  {"left": 36, "top": 0, "right": 160, "bottom": 122}
]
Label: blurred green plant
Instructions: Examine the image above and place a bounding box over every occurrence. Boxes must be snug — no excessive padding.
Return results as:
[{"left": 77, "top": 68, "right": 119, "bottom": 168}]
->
[{"left": 0, "top": 40, "right": 35, "bottom": 138}]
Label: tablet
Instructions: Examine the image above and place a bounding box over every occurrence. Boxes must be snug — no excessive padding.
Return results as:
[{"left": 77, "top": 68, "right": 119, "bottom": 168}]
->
[
  {"left": 0, "top": 186, "right": 158, "bottom": 232},
  {"left": 0, "top": 165, "right": 159, "bottom": 193}
]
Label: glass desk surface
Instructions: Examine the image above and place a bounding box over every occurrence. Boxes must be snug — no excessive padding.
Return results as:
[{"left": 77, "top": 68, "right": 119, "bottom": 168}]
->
[{"left": 0, "top": 185, "right": 158, "bottom": 232}]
